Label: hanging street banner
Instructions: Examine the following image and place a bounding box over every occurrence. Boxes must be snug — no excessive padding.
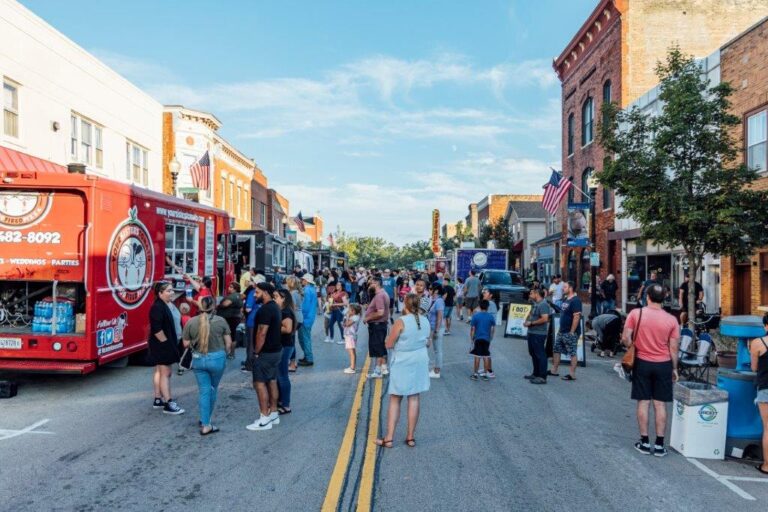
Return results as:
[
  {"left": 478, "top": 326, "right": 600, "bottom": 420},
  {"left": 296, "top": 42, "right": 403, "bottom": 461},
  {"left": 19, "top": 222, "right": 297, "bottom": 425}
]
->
[{"left": 567, "top": 202, "right": 590, "bottom": 247}]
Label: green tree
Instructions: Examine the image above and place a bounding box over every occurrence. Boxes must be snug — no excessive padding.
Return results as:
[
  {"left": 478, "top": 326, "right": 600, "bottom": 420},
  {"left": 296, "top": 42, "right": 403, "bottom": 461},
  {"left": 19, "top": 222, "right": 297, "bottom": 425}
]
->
[
  {"left": 478, "top": 216, "right": 514, "bottom": 251},
  {"left": 395, "top": 240, "right": 433, "bottom": 268},
  {"left": 599, "top": 47, "right": 768, "bottom": 327}
]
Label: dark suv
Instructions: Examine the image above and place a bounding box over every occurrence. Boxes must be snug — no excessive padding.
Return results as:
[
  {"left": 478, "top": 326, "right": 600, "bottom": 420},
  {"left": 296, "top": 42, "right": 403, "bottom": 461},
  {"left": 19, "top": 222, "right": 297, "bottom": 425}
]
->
[{"left": 478, "top": 270, "right": 529, "bottom": 305}]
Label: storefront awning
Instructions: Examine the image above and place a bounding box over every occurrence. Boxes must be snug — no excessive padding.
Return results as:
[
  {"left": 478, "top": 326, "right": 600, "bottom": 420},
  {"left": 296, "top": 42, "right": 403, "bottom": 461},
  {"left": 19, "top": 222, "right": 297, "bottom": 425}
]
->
[
  {"left": 531, "top": 232, "right": 561, "bottom": 247},
  {"left": 511, "top": 240, "right": 524, "bottom": 252},
  {"left": 0, "top": 146, "right": 67, "bottom": 174}
]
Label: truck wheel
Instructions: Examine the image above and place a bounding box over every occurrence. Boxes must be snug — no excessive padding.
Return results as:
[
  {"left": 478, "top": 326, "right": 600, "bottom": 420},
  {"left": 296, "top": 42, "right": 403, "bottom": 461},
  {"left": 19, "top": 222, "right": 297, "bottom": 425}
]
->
[{"left": 105, "top": 356, "right": 129, "bottom": 368}]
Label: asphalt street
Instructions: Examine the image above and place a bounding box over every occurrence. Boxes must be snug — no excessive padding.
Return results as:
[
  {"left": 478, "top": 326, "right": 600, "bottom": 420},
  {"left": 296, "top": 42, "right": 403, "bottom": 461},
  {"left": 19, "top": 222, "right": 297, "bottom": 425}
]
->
[{"left": 1, "top": 312, "right": 767, "bottom": 511}]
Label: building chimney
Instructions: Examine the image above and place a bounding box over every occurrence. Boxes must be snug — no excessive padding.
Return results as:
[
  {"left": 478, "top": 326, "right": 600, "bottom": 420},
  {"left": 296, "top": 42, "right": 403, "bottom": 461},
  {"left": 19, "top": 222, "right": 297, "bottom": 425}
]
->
[{"left": 67, "top": 163, "right": 86, "bottom": 174}]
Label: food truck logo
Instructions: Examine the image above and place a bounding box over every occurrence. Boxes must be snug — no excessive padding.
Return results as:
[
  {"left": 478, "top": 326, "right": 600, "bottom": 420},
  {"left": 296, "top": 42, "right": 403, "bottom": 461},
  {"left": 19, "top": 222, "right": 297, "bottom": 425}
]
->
[
  {"left": 107, "top": 207, "right": 155, "bottom": 309},
  {"left": 0, "top": 192, "right": 53, "bottom": 229}
]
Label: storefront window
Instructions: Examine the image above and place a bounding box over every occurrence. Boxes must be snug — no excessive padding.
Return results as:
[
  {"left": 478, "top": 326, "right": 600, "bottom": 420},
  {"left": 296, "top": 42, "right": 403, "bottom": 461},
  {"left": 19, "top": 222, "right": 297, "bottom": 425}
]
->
[
  {"left": 626, "top": 256, "right": 646, "bottom": 301},
  {"left": 647, "top": 255, "right": 672, "bottom": 301},
  {"left": 581, "top": 249, "right": 591, "bottom": 291}
]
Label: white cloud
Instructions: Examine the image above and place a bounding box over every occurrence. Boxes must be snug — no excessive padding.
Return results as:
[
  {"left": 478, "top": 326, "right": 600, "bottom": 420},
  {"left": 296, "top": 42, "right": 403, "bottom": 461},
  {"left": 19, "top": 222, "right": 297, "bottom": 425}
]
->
[{"left": 93, "top": 49, "right": 561, "bottom": 244}]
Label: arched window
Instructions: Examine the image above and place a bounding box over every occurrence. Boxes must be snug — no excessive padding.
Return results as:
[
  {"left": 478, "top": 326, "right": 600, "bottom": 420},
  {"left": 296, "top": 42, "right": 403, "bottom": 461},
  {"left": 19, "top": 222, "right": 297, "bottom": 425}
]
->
[
  {"left": 567, "top": 250, "right": 577, "bottom": 284},
  {"left": 602, "top": 80, "right": 612, "bottom": 127},
  {"left": 582, "top": 167, "right": 593, "bottom": 197},
  {"left": 567, "top": 113, "right": 575, "bottom": 156},
  {"left": 582, "top": 97, "right": 594, "bottom": 146}
]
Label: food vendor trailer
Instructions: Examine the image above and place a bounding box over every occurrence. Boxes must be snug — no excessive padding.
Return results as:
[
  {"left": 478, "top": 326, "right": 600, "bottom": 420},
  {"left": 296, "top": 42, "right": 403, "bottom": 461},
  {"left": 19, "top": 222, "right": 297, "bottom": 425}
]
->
[{"left": 0, "top": 167, "right": 233, "bottom": 374}]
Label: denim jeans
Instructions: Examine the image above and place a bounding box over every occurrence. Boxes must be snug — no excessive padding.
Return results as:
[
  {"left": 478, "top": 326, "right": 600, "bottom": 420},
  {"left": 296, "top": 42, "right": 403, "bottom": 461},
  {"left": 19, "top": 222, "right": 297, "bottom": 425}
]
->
[
  {"left": 192, "top": 350, "right": 226, "bottom": 427},
  {"left": 601, "top": 299, "right": 616, "bottom": 314},
  {"left": 298, "top": 320, "right": 314, "bottom": 362},
  {"left": 329, "top": 309, "right": 344, "bottom": 340},
  {"left": 277, "top": 345, "right": 293, "bottom": 407},
  {"left": 527, "top": 333, "right": 548, "bottom": 379},
  {"left": 430, "top": 328, "right": 444, "bottom": 370}
]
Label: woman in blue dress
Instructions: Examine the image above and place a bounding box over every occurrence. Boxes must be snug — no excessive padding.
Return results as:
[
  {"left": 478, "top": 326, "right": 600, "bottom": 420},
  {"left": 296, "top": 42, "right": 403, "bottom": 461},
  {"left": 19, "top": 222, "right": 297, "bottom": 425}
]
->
[{"left": 375, "top": 293, "right": 430, "bottom": 448}]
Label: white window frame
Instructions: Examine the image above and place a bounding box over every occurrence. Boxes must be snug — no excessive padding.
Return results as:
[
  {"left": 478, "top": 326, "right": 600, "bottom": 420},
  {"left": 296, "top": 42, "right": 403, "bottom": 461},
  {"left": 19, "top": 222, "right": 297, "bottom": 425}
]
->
[
  {"left": 71, "top": 113, "right": 103, "bottom": 168},
  {"left": 3, "top": 79, "right": 19, "bottom": 138},
  {"left": 260, "top": 203, "right": 266, "bottom": 226},
  {"left": 747, "top": 110, "right": 767, "bottom": 174},
  {"left": 165, "top": 222, "right": 199, "bottom": 277},
  {"left": 126, "top": 140, "right": 149, "bottom": 186}
]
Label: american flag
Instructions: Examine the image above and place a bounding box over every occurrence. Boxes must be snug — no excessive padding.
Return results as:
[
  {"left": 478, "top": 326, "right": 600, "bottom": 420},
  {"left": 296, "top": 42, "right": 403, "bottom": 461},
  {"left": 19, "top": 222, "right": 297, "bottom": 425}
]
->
[
  {"left": 190, "top": 151, "right": 210, "bottom": 191},
  {"left": 293, "top": 211, "right": 306, "bottom": 232},
  {"left": 541, "top": 170, "right": 572, "bottom": 215}
]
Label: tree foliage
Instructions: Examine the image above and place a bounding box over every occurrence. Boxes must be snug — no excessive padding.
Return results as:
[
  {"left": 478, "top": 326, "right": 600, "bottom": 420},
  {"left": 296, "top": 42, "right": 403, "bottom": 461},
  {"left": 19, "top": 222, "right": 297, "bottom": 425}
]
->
[
  {"left": 478, "top": 216, "right": 514, "bottom": 251},
  {"left": 333, "top": 231, "right": 434, "bottom": 269},
  {"left": 599, "top": 47, "right": 768, "bottom": 325},
  {"left": 441, "top": 221, "right": 475, "bottom": 252}
]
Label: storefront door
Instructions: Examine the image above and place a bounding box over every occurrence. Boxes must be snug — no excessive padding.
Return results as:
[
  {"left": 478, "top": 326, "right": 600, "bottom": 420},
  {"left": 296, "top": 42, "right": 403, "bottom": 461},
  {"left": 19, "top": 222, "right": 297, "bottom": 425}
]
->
[{"left": 734, "top": 263, "right": 752, "bottom": 315}]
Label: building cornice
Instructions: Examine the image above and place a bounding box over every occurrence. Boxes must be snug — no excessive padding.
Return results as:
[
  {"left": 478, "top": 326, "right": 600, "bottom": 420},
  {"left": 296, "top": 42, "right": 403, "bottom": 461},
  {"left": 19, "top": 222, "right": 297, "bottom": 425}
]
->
[
  {"left": 165, "top": 105, "right": 223, "bottom": 131},
  {"left": 553, "top": 0, "right": 625, "bottom": 82}
]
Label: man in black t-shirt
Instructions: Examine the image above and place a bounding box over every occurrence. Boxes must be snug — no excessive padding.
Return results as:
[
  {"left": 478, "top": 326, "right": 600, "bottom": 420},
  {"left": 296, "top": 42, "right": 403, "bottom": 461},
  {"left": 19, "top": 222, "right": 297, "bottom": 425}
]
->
[
  {"left": 443, "top": 277, "right": 456, "bottom": 335},
  {"left": 246, "top": 282, "right": 283, "bottom": 431},
  {"left": 678, "top": 274, "right": 704, "bottom": 325}
]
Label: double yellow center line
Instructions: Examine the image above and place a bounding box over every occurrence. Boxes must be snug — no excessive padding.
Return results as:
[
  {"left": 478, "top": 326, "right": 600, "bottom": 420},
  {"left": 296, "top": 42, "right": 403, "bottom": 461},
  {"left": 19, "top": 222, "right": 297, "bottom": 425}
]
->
[{"left": 321, "top": 358, "right": 384, "bottom": 512}]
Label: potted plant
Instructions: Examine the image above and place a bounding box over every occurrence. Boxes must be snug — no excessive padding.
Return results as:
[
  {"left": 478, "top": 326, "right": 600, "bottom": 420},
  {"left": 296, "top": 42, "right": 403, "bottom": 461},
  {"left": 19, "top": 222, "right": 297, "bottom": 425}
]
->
[{"left": 713, "top": 333, "right": 737, "bottom": 369}]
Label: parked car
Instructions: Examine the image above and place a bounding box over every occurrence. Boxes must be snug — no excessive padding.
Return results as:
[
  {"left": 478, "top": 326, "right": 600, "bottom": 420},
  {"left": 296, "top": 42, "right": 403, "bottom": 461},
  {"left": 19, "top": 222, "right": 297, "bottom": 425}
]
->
[{"left": 478, "top": 270, "right": 529, "bottom": 305}]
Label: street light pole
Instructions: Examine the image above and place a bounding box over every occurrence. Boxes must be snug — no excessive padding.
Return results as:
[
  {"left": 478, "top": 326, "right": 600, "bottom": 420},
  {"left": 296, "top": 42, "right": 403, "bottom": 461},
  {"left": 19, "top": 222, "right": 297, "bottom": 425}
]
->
[
  {"left": 169, "top": 155, "right": 181, "bottom": 197},
  {"left": 588, "top": 175, "right": 599, "bottom": 319}
]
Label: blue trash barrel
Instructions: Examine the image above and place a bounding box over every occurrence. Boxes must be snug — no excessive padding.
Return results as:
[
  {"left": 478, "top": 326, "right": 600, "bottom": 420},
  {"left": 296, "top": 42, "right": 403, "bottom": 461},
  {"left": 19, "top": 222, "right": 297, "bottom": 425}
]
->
[{"left": 716, "top": 370, "right": 762, "bottom": 441}]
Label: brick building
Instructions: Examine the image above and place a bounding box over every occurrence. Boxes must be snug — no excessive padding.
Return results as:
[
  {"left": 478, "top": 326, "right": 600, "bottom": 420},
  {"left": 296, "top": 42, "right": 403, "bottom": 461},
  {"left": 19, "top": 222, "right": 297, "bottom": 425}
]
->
[
  {"left": 303, "top": 215, "right": 324, "bottom": 244},
  {"left": 266, "top": 188, "right": 289, "bottom": 237},
  {"left": 250, "top": 166, "right": 269, "bottom": 231},
  {"left": 554, "top": 0, "right": 768, "bottom": 306},
  {"left": 719, "top": 16, "right": 768, "bottom": 316}
]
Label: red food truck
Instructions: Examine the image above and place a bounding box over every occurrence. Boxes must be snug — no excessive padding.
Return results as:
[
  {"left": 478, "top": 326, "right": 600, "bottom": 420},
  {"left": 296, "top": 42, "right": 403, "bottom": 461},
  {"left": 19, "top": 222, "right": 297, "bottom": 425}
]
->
[{"left": 0, "top": 161, "right": 234, "bottom": 374}]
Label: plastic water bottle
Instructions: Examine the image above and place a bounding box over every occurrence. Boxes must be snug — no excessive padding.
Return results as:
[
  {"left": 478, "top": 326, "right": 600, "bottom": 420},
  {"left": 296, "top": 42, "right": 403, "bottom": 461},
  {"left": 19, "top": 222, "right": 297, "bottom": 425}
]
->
[{"left": 32, "top": 317, "right": 38, "bottom": 333}]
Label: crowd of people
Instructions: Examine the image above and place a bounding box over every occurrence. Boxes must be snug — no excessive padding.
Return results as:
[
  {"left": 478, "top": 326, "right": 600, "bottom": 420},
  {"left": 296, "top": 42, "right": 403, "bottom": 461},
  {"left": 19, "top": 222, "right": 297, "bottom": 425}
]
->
[{"left": 143, "top": 264, "right": 768, "bottom": 473}]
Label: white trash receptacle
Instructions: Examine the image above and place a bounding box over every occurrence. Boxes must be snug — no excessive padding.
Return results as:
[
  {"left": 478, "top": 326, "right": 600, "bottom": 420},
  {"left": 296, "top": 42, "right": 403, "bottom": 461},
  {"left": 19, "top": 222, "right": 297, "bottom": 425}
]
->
[{"left": 670, "top": 382, "right": 728, "bottom": 459}]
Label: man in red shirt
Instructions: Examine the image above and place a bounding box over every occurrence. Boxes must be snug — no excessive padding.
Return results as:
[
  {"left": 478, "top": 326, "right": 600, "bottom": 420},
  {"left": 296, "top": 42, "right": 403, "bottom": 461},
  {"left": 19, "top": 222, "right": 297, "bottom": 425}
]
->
[
  {"left": 622, "top": 283, "right": 680, "bottom": 457},
  {"left": 364, "top": 277, "right": 390, "bottom": 379}
]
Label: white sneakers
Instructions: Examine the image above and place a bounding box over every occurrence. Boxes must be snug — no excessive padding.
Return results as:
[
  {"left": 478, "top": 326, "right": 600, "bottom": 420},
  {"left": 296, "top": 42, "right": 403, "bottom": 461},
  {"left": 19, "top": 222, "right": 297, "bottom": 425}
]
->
[
  {"left": 381, "top": 364, "right": 389, "bottom": 376},
  {"left": 246, "top": 415, "right": 273, "bottom": 431},
  {"left": 246, "top": 411, "right": 279, "bottom": 431},
  {"left": 335, "top": 339, "right": 345, "bottom": 345},
  {"left": 344, "top": 367, "right": 356, "bottom": 374},
  {"left": 429, "top": 370, "right": 441, "bottom": 379},
  {"left": 324, "top": 336, "right": 332, "bottom": 343},
  {"left": 370, "top": 368, "right": 383, "bottom": 379}
]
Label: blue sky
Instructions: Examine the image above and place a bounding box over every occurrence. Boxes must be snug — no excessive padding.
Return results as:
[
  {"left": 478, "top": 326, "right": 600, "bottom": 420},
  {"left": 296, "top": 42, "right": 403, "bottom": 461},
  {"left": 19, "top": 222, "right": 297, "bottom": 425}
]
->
[{"left": 22, "top": 0, "right": 596, "bottom": 244}]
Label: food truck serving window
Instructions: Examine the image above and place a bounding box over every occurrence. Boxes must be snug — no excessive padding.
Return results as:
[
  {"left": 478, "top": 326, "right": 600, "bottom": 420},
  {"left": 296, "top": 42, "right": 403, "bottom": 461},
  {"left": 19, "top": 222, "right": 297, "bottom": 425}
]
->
[{"left": 165, "top": 223, "right": 198, "bottom": 276}]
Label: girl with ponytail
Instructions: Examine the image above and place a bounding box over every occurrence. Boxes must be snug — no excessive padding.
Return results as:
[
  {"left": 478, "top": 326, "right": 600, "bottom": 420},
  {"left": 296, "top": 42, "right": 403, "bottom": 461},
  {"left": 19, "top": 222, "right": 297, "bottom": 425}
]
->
[{"left": 182, "top": 295, "right": 233, "bottom": 435}]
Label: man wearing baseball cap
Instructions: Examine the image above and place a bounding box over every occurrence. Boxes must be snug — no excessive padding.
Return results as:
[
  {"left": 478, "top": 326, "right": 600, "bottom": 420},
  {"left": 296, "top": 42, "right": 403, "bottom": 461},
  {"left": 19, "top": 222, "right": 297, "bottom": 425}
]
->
[{"left": 298, "top": 273, "right": 317, "bottom": 366}]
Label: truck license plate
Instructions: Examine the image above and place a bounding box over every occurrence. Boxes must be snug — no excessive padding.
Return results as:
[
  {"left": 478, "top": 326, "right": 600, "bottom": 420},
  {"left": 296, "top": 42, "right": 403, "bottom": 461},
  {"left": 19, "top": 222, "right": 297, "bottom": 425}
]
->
[{"left": 0, "top": 337, "right": 22, "bottom": 349}]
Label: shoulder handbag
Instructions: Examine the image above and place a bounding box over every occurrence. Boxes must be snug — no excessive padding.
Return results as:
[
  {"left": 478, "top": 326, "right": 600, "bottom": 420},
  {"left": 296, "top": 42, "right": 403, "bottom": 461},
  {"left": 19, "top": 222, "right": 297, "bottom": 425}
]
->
[
  {"left": 178, "top": 315, "right": 208, "bottom": 371},
  {"left": 179, "top": 345, "right": 194, "bottom": 371},
  {"left": 621, "top": 308, "right": 643, "bottom": 376}
]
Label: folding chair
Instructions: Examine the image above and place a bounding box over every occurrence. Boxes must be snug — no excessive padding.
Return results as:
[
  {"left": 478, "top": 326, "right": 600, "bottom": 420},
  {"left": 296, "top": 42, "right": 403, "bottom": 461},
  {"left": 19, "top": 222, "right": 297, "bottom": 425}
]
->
[{"left": 678, "top": 332, "right": 714, "bottom": 383}]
